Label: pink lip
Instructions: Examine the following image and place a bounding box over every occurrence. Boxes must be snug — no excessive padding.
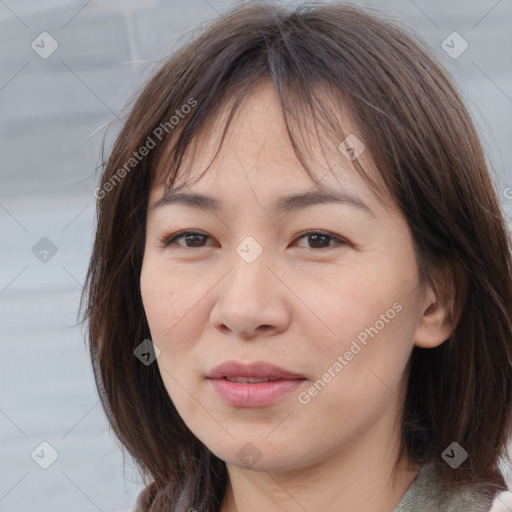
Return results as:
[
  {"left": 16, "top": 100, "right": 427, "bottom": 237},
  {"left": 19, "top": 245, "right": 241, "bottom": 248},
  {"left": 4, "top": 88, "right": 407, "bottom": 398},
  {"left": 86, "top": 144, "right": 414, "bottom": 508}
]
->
[
  {"left": 207, "top": 361, "right": 306, "bottom": 408},
  {"left": 208, "top": 361, "right": 305, "bottom": 380}
]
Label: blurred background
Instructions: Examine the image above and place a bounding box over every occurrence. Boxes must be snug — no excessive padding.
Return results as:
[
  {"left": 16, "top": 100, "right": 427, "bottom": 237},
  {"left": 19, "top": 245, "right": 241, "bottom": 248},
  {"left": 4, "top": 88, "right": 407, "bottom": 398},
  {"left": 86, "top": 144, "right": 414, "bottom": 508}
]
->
[{"left": 0, "top": 0, "right": 511, "bottom": 511}]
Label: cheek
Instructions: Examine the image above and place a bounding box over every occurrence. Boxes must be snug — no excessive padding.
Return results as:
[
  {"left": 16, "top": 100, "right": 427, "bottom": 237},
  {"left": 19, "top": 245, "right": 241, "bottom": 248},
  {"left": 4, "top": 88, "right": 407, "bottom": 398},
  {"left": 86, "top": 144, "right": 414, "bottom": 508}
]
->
[
  {"left": 140, "top": 260, "right": 205, "bottom": 417},
  {"left": 141, "top": 292, "right": 172, "bottom": 337},
  {"left": 140, "top": 260, "right": 170, "bottom": 336},
  {"left": 300, "top": 251, "right": 420, "bottom": 400},
  {"left": 140, "top": 258, "right": 200, "bottom": 353},
  {"left": 301, "top": 260, "right": 413, "bottom": 350},
  {"left": 298, "top": 303, "right": 416, "bottom": 439}
]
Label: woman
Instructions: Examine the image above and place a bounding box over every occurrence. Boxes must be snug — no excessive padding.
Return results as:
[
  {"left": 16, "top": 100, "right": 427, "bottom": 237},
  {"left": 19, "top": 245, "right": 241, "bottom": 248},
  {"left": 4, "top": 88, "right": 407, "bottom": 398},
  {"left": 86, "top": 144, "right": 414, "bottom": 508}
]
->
[{"left": 81, "top": 2, "right": 512, "bottom": 511}]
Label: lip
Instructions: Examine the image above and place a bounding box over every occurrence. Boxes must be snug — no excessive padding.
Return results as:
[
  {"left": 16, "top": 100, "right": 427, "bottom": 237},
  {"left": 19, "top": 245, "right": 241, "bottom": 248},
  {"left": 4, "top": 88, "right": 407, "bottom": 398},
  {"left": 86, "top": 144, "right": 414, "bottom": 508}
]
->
[
  {"left": 208, "top": 360, "right": 305, "bottom": 380},
  {"left": 207, "top": 361, "right": 306, "bottom": 408}
]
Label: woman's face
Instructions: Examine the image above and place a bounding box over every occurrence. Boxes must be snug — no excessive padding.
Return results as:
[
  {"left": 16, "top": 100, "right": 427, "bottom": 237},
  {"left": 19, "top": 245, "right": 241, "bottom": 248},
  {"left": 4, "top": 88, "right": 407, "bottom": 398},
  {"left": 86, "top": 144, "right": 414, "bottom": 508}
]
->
[{"left": 140, "top": 81, "right": 434, "bottom": 472}]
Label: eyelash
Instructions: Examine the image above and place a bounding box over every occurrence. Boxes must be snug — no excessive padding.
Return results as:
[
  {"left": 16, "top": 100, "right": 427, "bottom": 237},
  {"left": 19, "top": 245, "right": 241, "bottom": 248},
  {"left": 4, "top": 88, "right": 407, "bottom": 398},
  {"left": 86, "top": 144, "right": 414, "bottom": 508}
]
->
[{"left": 160, "top": 229, "right": 348, "bottom": 251}]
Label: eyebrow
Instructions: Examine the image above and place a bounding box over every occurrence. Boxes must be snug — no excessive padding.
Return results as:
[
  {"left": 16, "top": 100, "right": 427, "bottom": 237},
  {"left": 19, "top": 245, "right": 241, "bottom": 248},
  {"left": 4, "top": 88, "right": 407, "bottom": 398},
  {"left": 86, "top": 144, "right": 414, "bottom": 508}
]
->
[{"left": 151, "top": 187, "right": 374, "bottom": 217}]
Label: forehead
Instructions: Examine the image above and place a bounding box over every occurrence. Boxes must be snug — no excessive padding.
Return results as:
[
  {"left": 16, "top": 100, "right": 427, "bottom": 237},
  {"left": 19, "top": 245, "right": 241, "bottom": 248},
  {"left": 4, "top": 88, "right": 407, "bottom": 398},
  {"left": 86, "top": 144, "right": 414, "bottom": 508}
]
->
[{"left": 151, "top": 79, "right": 390, "bottom": 208}]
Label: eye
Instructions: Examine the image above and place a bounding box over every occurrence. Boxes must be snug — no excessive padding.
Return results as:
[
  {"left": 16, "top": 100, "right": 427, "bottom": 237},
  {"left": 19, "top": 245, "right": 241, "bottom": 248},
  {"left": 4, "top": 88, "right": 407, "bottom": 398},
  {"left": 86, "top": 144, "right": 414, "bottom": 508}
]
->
[
  {"left": 161, "top": 230, "right": 213, "bottom": 249},
  {"left": 293, "top": 230, "right": 347, "bottom": 250},
  {"left": 161, "top": 229, "right": 347, "bottom": 251}
]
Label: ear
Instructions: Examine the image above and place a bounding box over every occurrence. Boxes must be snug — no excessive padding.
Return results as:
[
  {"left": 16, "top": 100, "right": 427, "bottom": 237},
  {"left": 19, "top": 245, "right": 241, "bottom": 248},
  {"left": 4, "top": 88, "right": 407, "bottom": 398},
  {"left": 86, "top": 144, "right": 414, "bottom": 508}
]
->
[{"left": 413, "top": 269, "right": 459, "bottom": 349}]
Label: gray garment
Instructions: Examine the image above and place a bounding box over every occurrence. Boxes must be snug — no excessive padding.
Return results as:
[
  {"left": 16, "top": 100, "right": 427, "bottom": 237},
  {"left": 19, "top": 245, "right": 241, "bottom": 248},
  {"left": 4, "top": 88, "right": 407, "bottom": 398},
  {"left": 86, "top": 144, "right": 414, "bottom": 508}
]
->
[
  {"left": 392, "top": 463, "right": 494, "bottom": 511},
  {"left": 128, "top": 463, "right": 495, "bottom": 511}
]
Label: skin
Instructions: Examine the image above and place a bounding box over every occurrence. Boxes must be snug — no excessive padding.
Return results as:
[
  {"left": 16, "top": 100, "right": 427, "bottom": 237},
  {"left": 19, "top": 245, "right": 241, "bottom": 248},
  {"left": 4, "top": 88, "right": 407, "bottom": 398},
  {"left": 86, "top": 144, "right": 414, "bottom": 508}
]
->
[{"left": 140, "top": 79, "right": 452, "bottom": 512}]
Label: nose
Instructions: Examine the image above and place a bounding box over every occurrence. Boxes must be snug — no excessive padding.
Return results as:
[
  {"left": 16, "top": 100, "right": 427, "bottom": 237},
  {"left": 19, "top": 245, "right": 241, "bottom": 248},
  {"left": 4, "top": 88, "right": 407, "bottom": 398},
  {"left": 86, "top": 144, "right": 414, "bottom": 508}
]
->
[{"left": 209, "top": 250, "right": 291, "bottom": 339}]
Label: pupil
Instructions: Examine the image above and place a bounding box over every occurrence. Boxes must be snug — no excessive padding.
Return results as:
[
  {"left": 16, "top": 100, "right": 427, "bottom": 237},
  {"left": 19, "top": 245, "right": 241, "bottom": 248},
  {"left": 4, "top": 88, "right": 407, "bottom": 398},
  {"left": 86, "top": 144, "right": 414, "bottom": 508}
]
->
[
  {"left": 187, "top": 234, "right": 204, "bottom": 247},
  {"left": 310, "top": 234, "right": 328, "bottom": 248}
]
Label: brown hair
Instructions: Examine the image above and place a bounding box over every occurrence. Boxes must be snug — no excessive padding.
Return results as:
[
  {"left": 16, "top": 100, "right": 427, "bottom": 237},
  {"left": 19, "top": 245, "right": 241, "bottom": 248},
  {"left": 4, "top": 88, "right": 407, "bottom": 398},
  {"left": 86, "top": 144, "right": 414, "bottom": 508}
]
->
[{"left": 80, "top": 2, "right": 512, "bottom": 510}]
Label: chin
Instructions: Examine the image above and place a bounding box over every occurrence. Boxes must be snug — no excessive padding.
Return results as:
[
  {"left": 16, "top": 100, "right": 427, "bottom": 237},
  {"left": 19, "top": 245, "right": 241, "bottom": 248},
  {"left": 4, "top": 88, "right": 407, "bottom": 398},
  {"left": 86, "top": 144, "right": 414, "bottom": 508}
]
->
[{"left": 204, "top": 436, "right": 315, "bottom": 473}]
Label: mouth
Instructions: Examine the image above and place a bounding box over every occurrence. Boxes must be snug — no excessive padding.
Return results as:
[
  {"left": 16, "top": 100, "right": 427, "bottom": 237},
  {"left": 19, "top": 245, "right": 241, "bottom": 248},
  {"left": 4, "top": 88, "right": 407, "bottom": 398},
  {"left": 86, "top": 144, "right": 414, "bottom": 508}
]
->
[{"left": 207, "top": 361, "right": 307, "bottom": 407}]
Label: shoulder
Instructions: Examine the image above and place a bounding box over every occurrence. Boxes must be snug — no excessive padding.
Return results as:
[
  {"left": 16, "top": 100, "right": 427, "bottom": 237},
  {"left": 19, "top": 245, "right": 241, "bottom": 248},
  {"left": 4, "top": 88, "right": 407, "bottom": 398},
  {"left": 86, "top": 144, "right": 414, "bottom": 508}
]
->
[{"left": 393, "top": 463, "right": 495, "bottom": 512}]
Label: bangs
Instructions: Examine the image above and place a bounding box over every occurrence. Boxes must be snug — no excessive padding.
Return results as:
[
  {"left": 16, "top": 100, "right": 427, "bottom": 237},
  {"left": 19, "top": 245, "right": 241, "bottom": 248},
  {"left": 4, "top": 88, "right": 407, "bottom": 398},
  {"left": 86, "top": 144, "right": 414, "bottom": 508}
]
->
[{"left": 151, "top": 75, "right": 390, "bottom": 211}]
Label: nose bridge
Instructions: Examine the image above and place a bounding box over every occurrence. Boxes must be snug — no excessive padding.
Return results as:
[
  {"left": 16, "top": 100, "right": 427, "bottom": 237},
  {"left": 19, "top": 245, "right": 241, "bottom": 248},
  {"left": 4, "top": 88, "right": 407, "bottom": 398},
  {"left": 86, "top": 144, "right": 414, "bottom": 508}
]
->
[
  {"left": 225, "top": 235, "right": 272, "bottom": 304},
  {"left": 210, "top": 235, "right": 289, "bottom": 336}
]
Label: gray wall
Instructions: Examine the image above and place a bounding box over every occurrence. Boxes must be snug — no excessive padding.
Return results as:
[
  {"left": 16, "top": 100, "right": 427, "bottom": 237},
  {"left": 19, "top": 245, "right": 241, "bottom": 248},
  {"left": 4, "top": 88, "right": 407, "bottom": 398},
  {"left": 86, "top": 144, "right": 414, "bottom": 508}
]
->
[{"left": 0, "top": 1, "right": 511, "bottom": 511}]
